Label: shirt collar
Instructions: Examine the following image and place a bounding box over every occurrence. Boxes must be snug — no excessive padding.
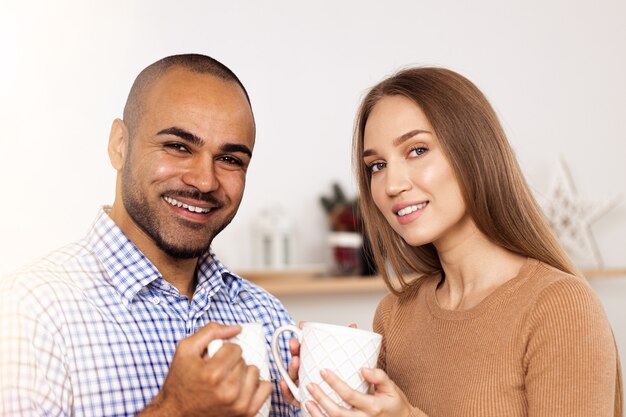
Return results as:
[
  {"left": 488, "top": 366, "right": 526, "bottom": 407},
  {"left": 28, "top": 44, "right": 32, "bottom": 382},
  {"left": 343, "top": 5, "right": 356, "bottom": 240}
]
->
[
  {"left": 87, "top": 207, "right": 243, "bottom": 306},
  {"left": 196, "top": 248, "right": 244, "bottom": 303}
]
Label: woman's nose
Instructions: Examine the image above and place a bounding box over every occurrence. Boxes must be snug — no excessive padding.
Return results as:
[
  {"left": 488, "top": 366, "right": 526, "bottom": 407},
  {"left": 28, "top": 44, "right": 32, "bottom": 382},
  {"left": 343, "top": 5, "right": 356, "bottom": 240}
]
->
[{"left": 384, "top": 164, "right": 411, "bottom": 197}]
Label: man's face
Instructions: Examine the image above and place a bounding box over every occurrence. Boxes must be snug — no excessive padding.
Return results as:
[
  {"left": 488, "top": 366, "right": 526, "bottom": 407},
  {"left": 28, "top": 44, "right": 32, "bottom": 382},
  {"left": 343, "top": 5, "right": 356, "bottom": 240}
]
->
[{"left": 115, "top": 67, "right": 255, "bottom": 259}]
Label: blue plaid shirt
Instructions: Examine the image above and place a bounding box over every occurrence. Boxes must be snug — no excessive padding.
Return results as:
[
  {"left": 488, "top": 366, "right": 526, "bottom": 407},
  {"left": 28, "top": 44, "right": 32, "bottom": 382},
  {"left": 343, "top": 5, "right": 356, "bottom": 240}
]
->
[{"left": 0, "top": 208, "right": 299, "bottom": 417}]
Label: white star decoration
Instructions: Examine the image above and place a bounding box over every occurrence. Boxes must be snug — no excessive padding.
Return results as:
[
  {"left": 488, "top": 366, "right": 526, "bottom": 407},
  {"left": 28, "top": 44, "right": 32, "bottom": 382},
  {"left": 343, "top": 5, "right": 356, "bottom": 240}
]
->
[{"left": 541, "top": 158, "right": 620, "bottom": 268}]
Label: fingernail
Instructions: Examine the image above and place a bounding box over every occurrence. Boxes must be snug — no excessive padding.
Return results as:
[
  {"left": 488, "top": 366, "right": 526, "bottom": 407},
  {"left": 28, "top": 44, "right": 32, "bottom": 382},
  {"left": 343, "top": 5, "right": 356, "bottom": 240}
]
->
[
  {"left": 320, "top": 369, "right": 328, "bottom": 378},
  {"left": 307, "top": 383, "right": 317, "bottom": 393}
]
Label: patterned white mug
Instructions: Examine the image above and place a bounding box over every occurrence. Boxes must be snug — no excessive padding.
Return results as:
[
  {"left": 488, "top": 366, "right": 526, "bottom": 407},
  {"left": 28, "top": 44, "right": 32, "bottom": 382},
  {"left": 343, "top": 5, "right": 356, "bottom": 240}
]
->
[
  {"left": 271, "top": 322, "right": 382, "bottom": 417},
  {"left": 208, "top": 322, "right": 271, "bottom": 417}
]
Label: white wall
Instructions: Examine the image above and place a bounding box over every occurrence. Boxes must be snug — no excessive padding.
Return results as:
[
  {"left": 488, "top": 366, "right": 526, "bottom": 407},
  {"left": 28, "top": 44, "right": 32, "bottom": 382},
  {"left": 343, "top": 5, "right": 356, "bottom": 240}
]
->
[
  {"left": 1, "top": 0, "right": 625, "bottom": 275},
  {"left": 1, "top": 0, "right": 625, "bottom": 372}
]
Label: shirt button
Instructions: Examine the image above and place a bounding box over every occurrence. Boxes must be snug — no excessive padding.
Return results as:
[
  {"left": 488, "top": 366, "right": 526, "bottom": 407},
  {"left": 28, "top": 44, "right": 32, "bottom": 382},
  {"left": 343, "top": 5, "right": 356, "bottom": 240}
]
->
[{"left": 151, "top": 296, "right": 161, "bottom": 305}]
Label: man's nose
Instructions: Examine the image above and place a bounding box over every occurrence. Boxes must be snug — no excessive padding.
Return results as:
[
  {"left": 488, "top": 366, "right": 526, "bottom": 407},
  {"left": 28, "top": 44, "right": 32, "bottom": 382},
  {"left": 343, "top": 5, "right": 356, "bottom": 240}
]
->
[{"left": 181, "top": 154, "right": 219, "bottom": 193}]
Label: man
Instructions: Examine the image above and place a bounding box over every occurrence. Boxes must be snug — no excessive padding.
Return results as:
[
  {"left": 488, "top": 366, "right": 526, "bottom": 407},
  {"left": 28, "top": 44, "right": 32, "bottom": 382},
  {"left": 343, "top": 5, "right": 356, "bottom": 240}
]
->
[{"left": 0, "top": 54, "right": 299, "bottom": 417}]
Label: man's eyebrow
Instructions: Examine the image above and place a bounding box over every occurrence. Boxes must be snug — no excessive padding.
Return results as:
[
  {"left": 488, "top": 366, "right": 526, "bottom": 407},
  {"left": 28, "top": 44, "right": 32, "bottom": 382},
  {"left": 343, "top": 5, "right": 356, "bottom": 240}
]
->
[
  {"left": 157, "top": 127, "right": 204, "bottom": 147},
  {"left": 363, "top": 129, "right": 430, "bottom": 158},
  {"left": 221, "top": 143, "right": 252, "bottom": 158},
  {"left": 157, "top": 127, "right": 252, "bottom": 158}
]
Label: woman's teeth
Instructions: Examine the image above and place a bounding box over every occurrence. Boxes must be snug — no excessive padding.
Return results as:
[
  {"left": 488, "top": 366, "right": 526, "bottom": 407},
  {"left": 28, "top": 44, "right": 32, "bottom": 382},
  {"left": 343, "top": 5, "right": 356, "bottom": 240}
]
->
[
  {"left": 397, "top": 202, "right": 427, "bottom": 217},
  {"left": 163, "top": 196, "right": 211, "bottom": 214}
]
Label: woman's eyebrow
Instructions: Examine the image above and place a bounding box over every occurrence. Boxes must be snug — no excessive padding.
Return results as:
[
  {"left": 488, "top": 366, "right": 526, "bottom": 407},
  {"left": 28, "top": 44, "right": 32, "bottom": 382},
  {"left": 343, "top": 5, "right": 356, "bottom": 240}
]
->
[
  {"left": 363, "top": 129, "right": 431, "bottom": 158},
  {"left": 392, "top": 129, "right": 430, "bottom": 147}
]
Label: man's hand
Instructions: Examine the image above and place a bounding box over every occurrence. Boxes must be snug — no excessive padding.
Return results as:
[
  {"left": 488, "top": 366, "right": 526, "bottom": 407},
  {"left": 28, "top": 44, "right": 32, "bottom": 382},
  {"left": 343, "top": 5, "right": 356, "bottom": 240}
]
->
[
  {"left": 139, "top": 322, "right": 272, "bottom": 417},
  {"left": 279, "top": 335, "right": 302, "bottom": 407}
]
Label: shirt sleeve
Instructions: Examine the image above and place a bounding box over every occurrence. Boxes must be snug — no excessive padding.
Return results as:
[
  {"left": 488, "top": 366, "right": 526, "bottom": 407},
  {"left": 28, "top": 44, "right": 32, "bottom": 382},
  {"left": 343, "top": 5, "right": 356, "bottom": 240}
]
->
[
  {"left": 0, "top": 282, "right": 72, "bottom": 416},
  {"left": 524, "top": 278, "right": 619, "bottom": 416}
]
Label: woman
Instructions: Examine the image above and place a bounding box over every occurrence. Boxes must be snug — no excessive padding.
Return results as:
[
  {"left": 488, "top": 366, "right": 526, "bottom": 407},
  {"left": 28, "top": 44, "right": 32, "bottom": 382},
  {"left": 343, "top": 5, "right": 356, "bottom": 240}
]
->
[{"left": 283, "top": 67, "right": 622, "bottom": 417}]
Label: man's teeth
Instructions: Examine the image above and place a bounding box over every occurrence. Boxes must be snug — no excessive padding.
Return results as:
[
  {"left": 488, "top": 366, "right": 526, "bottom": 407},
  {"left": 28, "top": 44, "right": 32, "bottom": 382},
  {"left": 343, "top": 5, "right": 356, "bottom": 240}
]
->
[
  {"left": 163, "top": 196, "right": 211, "bottom": 214},
  {"left": 397, "top": 202, "right": 427, "bottom": 217}
]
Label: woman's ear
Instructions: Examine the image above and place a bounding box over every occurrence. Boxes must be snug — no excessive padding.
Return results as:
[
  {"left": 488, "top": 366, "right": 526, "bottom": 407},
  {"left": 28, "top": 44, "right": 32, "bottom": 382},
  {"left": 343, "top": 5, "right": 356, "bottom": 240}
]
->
[{"left": 108, "top": 118, "right": 129, "bottom": 171}]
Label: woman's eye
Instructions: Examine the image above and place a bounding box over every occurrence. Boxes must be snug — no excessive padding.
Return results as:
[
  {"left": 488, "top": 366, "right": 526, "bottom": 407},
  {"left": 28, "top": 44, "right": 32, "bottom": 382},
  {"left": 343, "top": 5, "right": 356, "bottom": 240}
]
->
[
  {"left": 369, "top": 162, "right": 386, "bottom": 173},
  {"left": 409, "top": 147, "right": 428, "bottom": 157}
]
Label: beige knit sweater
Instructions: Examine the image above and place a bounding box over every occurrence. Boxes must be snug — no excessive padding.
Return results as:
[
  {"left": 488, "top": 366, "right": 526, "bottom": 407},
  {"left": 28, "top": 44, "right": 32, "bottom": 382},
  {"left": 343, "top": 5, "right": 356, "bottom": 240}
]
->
[{"left": 374, "top": 258, "right": 622, "bottom": 417}]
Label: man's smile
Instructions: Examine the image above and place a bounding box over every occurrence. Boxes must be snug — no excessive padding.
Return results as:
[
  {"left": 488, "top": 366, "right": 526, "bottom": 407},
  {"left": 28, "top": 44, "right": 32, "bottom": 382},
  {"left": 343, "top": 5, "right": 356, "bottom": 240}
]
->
[{"left": 163, "top": 195, "right": 212, "bottom": 214}]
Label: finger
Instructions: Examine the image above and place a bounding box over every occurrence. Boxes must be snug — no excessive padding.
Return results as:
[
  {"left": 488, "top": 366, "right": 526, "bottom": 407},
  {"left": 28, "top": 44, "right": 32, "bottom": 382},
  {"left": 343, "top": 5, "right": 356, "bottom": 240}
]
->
[
  {"left": 361, "top": 368, "right": 396, "bottom": 394},
  {"left": 306, "top": 383, "right": 346, "bottom": 416},
  {"left": 206, "top": 355, "right": 246, "bottom": 404},
  {"left": 289, "top": 337, "right": 301, "bottom": 356},
  {"left": 223, "top": 356, "right": 250, "bottom": 399},
  {"left": 320, "top": 368, "right": 367, "bottom": 409},
  {"left": 246, "top": 380, "right": 273, "bottom": 417},
  {"left": 279, "top": 380, "right": 301, "bottom": 408},
  {"left": 235, "top": 365, "right": 261, "bottom": 411},
  {"left": 287, "top": 354, "right": 300, "bottom": 381},
  {"left": 305, "top": 399, "right": 332, "bottom": 417},
  {"left": 205, "top": 343, "right": 246, "bottom": 381},
  {"left": 348, "top": 323, "right": 358, "bottom": 328},
  {"left": 189, "top": 322, "right": 241, "bottom": 356},
  {"left": 298, "top": 320, "right": 306, "bottom": 329}
]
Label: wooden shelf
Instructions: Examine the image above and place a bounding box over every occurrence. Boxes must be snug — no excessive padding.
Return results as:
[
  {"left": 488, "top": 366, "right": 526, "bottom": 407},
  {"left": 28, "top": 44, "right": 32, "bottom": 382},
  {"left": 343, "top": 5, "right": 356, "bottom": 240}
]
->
[
  {"left": 242, "top": 271, "right": 387, "bottom": 296},
  {"left": 242, "top": 268, "right": 626, "bottom": 296}
]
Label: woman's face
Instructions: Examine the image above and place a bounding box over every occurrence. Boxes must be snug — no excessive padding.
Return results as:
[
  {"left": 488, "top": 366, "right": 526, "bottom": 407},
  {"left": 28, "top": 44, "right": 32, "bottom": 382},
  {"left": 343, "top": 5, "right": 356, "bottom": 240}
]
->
[{"left": 362, "top": 95, "right": 475, "bottom": 250}]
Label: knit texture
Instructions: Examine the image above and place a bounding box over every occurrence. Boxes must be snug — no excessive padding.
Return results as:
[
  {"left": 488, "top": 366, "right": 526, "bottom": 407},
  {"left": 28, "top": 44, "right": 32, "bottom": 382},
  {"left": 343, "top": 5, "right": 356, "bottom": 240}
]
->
[{"left": 374, "top": 258, "right": 621, "bottom": 417}]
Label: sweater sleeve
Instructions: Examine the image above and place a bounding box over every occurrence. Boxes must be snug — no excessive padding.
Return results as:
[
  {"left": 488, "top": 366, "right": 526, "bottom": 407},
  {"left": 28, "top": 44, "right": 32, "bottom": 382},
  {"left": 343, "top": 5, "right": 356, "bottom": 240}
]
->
[{"left": 524, "top": 277, "right": 619, "bottom": 416}]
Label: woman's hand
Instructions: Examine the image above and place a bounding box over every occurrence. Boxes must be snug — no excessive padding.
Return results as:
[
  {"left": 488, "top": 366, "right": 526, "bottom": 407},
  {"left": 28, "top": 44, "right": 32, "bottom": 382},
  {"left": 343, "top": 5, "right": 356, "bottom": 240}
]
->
[
  {"left": 278, "top": 322, "right": 359, "bottom": 410},
  {"left": 304, "top": 367, "right": 413, "bottom": 417}
]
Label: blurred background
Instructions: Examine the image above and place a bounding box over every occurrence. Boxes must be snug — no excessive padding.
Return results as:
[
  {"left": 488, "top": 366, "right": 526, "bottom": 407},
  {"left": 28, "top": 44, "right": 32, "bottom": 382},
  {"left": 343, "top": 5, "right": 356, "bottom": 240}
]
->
[{"left": 1, "top": 0, "right": 625, "bottom": 390}]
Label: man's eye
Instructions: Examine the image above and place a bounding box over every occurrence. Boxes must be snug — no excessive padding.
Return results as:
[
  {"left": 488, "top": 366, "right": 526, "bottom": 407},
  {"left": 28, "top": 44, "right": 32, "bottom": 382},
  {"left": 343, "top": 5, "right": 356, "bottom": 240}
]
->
[
  {"left": 165, "top": 143, "right": 190, "bottom": 153},
  {"left": 219, "top": 156, "right": 243, "bottom": 166}
]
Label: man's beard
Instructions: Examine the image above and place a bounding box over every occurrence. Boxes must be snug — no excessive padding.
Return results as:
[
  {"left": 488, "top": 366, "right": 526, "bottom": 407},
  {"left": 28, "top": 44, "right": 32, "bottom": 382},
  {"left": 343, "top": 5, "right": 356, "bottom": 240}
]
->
[{"left": 122, "top": 173, "right": 232, "bottom": 259}]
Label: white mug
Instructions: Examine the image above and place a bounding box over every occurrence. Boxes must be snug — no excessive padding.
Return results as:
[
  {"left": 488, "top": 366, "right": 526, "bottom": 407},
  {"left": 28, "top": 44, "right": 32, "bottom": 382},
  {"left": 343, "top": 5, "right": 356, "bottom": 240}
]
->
[
  {"left": 271, "top": 322, "right": 382, "bottom": 416},
  {"left": 208, "top": 322, "right": 271, "bottom": 417}
]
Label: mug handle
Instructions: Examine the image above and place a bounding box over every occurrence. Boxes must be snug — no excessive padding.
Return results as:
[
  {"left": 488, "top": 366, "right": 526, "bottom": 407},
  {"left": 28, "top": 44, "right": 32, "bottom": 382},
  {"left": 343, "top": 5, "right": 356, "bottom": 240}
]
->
[
  {"left": 271, "top": 324, "right": 302, "bottom": 402},
  {"left": 207, "top": 339, "right": 224, "bottom": 357}
]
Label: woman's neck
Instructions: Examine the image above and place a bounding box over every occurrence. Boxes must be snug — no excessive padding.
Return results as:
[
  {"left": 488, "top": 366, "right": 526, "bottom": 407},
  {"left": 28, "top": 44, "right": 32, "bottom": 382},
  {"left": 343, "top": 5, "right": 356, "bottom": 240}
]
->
[{"left": 434, "top": 231, "right": 526, "bottom": 310}]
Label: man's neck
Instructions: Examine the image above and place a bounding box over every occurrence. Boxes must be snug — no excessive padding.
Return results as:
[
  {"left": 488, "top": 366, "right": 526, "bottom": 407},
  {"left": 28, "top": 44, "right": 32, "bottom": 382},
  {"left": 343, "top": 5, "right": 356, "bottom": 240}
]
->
[
  {"left": 148, "top": 253, "right": 199, "bottom": 301},
  {"left": 106, "top": 205, "right": 200, "bottom": 301},
  {"left": 126, "top": 237, "right": 200, "bottom": 301}
]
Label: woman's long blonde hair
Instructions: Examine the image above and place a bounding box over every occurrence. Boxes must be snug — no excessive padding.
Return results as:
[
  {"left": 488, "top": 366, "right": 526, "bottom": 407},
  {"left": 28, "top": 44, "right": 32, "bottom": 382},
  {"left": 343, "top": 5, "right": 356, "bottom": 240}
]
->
[
  {"left": 354, "top": 67, "right": 578, "bottom": 293},
  {"left": 354, "top": 65, "right": 622, "bottom": 417}
]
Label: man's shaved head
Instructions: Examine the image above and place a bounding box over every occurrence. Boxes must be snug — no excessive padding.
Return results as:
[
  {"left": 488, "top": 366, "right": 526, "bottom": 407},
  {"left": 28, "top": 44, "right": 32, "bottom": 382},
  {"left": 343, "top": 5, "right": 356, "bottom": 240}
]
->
[{"left": 123, "top": 54, "right": 252, "bottom": 138}]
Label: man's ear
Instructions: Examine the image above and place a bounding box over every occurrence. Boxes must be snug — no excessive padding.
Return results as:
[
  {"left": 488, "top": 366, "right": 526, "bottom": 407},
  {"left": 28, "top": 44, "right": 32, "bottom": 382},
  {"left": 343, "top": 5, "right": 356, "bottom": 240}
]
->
[{"left": 108, "top": 118, "right": 129, "bottom": 171}]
